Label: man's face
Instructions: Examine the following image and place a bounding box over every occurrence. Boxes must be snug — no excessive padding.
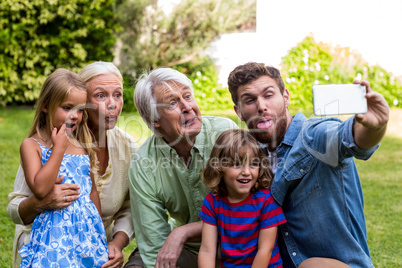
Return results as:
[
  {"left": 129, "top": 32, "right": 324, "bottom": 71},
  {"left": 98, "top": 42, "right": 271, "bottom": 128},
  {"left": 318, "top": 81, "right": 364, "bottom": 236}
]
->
[
  {"left": 234, "top": 76, "right": 291, "bottom": 151},
  {"left": 153, "top": 81, "right": 202, "bottom": 145}
]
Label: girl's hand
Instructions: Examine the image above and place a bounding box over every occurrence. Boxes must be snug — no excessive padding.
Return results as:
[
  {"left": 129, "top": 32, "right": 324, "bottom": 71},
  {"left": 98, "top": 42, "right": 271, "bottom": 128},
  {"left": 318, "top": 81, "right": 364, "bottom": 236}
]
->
[{"left": 51, "top": 124, "right": 69, "bottom": 152}]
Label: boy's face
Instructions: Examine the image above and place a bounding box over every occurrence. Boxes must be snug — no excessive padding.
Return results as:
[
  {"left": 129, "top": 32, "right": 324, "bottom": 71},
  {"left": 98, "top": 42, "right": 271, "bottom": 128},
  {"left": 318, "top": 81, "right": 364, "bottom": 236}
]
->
[{"left": 222, "top": 147, "right": 259, "bottom": 203}]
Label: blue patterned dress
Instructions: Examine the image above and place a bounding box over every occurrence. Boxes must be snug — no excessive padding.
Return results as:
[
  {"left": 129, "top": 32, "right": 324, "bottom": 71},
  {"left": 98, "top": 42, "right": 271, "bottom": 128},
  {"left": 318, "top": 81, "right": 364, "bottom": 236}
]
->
[{"left": 19, "top": 139, "right": 109, "bottom": 268}]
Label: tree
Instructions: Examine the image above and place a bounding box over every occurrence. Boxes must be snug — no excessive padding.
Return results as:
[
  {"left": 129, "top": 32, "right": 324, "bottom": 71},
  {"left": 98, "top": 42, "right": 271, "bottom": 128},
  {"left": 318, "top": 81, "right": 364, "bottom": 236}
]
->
[
  {"left": 114, "top": 0, "right": 256, "bottom": 112},
  {"left": 0, "top": 0, "right": 118, "bottom": 107},
  {"left": 115, "top": 0, "right": 256, "bottom": 77}
]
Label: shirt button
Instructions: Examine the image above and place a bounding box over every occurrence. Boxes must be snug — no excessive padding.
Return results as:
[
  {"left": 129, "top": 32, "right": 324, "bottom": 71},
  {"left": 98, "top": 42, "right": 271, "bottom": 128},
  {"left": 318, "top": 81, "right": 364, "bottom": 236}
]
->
[
  {"left": 292, "top": 252, "right": 297, "bottom": 256},
  {"left": 98, "top": 182, "right": 102, "bottom": 186},
  {"left": 300, "top": 168, "right": 304, "bottom": 173},
  {"left": 285, "top": 232, "right": 289, "bottom": 236}
]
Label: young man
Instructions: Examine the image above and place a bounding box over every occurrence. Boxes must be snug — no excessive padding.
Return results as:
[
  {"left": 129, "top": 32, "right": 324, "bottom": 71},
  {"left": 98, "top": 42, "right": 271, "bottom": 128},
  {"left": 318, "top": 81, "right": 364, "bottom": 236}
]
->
[{"left": 227, "top": 62, "right": 389, "bottom": 268}]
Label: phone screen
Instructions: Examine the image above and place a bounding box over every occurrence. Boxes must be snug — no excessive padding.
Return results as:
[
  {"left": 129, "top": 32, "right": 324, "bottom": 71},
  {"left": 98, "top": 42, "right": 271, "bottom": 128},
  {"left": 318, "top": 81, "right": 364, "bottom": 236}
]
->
[{"left": 312, "top": 84, "right": 367, "bottom": 116}]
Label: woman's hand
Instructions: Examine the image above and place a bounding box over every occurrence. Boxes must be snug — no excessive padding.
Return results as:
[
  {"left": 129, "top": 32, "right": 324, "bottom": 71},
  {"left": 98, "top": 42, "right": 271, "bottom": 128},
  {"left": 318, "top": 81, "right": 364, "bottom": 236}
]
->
[
  {"left": 101, "top": 241, "right": 124, "bottom": 268},
  {"left": 19, "top": 175, "right": 80, "bottom": 224},
  {"left": 39, "top": 175, "right": 80, "bottom": 210},
  {"left": 101, "top": 232, "right": 129, "bottom": 268}
]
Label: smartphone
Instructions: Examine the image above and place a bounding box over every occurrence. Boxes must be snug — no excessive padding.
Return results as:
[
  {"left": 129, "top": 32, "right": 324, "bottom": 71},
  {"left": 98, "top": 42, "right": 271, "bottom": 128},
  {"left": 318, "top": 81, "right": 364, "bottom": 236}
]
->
[{"left": 312, "top": 84, "right": 367, "bottom": 116}]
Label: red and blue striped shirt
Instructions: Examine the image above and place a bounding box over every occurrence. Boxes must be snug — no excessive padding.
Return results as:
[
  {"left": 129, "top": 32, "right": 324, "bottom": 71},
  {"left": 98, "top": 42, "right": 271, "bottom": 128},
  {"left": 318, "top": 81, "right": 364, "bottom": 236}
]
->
[{"left": 199, "top": 188, "right": 286, "bottom": 268}]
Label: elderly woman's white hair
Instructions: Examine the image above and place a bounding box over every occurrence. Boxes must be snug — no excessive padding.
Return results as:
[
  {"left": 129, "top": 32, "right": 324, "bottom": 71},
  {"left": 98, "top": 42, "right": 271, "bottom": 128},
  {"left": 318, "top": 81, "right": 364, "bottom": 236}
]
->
[
  {"left": 134, "top": 68, "right": 193, "bottom": 135},
  {"left": 79, "top": 61, "right": 123, "bottom": 83}
]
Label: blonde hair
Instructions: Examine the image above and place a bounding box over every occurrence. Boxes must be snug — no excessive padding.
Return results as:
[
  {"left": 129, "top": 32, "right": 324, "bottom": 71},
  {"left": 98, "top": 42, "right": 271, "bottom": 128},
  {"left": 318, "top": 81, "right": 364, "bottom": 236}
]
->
[
  {"left": 29, "top": 68, "right": 97, "bottom": 167},
  {"left": 202, "top": 129, "right": 273, "bottom": 196},
  {"left": 79, "top": 61, "right": 123, "bottom": 84}
]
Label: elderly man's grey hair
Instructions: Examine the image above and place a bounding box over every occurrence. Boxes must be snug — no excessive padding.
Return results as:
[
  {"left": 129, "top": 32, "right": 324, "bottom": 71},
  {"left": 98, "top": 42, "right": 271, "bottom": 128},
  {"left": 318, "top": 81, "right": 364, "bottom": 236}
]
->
[
  {"left": 134, "top": 68, "right": 193, "bottom": 135},
  {"left": 79, "top": 61, "right": 123, "bottom": 83}
]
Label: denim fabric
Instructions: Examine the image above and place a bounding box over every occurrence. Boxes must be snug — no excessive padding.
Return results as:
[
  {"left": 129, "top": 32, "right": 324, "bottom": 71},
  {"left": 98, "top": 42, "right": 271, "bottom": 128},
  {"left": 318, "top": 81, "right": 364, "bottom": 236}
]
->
[{"left": 270, "top": 113, "right": 378, "bottom": 268}]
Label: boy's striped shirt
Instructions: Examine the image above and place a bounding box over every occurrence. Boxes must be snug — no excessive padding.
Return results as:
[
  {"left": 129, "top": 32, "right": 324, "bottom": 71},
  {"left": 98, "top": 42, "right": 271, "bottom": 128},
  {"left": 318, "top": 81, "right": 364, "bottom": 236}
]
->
[{"left": 199, "top": 188, "right": 286, "bottom": 268}]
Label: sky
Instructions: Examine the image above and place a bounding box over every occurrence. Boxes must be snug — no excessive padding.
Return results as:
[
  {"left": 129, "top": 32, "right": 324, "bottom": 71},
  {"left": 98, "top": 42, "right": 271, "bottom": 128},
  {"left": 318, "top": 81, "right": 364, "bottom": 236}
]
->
[{"left": 209, "top": 0, "right": 402, "bottom": 85}]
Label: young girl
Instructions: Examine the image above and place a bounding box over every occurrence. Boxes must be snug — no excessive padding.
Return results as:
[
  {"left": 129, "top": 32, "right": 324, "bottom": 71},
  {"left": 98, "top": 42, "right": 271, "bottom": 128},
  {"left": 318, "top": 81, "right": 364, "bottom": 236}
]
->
[
  {"left": 18, "top": 69, "right": 109, "bottom": 267},
  {"left": 198, "top": 129, "right": 286, "bottom": 268}
]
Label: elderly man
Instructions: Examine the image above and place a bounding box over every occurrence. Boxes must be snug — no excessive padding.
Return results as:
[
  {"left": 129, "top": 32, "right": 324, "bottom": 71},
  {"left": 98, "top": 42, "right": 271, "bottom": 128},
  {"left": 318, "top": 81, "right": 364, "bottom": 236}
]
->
[
  {"left": 227, "top": 62, "right": 389, "bottom": 268},
  {"left": 128, "top": 68, "right": 238, "bottom": 268}
]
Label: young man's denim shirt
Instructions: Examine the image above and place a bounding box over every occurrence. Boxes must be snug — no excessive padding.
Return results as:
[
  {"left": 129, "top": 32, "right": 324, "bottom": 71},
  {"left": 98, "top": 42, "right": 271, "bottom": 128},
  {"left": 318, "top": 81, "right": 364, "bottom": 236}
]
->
[{"left": 270, "top": 113, "right": 378, "bottom": 268}]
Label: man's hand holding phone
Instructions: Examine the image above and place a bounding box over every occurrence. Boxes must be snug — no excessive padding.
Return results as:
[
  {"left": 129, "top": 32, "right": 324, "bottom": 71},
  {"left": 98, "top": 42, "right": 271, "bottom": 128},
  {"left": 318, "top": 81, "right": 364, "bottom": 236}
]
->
[
  {"left": 352, "top": 80, "right": 389, "bottom": 130},
  {"left": 312, "top": 80, "right": 389, "bottom": 149}
]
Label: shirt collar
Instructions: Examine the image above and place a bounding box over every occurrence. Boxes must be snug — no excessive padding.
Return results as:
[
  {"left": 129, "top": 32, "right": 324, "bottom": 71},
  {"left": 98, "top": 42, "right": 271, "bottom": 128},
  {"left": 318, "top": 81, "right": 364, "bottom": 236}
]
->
[
  {"left": 193, "top": 117, "right": 209, "bottom": 157},
  {"left": 280, "top": 112, "right": 307, "bottom": 147}
]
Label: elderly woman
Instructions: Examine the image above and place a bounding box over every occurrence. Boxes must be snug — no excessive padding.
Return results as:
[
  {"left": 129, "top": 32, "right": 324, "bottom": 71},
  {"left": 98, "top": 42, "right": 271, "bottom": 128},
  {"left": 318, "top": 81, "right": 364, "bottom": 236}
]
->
[{"left": 8, "top": 62, "right": 143, "bottom": 268}]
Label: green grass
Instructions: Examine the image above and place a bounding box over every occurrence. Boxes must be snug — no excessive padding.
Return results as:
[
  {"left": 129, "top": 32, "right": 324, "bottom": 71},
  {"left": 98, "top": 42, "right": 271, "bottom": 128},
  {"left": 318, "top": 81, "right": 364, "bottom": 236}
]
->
[
  {"left": 356, "top": 136, "right": 402, "bottom": 267},
  {"left": 0, "top": 106, "right": 401, "bottom": 267},
  {"left": 0, "top": 106, "right": 36, "bottom": 266}
]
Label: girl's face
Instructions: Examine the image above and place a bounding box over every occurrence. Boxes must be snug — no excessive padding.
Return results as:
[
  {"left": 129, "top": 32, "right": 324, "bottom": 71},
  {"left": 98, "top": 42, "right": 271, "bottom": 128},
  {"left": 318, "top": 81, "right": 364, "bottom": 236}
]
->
[
  {"left": 222, "top": 147, "right": 259, "bottom": 203},
  {"left": 86, "top": 73, "right": 123, "bottom": 133},
  {"left": 49, "top": 88, "right": 87, "bottom": 134}
]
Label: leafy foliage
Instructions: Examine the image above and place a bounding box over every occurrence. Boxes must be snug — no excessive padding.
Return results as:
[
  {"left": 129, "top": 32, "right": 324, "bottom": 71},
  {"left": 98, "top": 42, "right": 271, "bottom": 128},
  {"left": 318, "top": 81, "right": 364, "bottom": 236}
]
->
[
  {"left": 122, "top": 75, "right": 137, "bottom": 112},
  {"left": 280, "top": 36, "right": 402, "bottom": 112},
  {"left": 0, "top": 0, "right": 118, "bottom": 107},
  {"left": 280, "top": 36, "right": 333, "bottom": 112},
  {"left": 353, "top": 65, "right": 402, "bottom": 107},
  {"left": 115, "top": 0, "right": 256, "bottom": 77},
  {"left": 116, "top": 0, "right": 256, "bottom": 112},
  {"left": 175, "top": 56, "right": 233, "bottom": 112}
]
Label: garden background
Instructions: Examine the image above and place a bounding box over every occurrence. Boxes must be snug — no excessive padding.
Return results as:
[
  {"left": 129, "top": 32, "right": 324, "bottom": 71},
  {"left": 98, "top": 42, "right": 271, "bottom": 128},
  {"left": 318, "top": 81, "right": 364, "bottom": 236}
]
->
[{"left": 1, "top": 0, "right": 401, "bottom": 267}]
